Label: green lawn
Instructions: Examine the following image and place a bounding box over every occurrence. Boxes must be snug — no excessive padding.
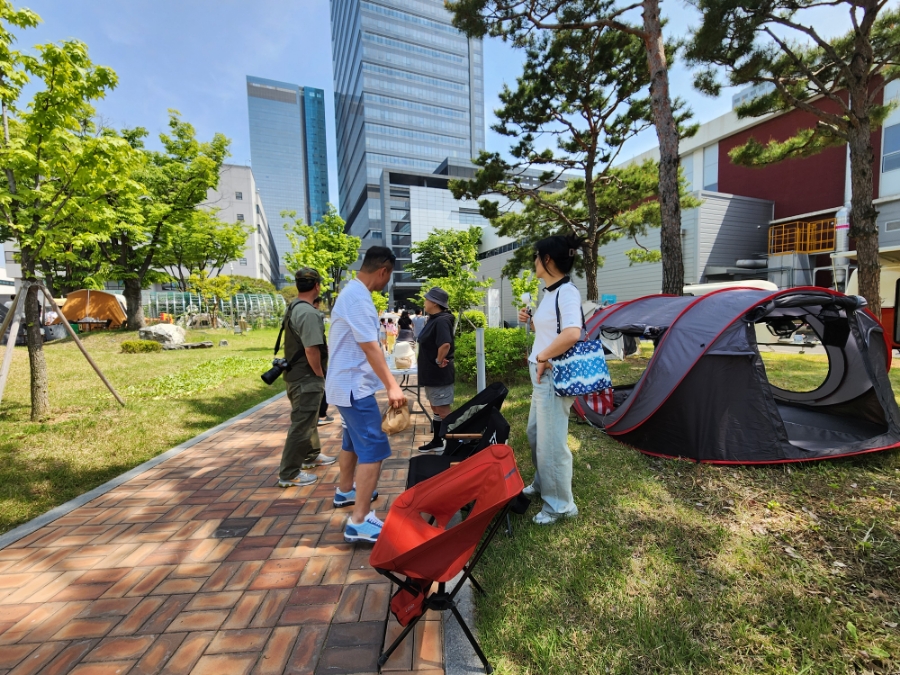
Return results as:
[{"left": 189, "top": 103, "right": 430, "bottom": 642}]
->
[
  {"left": 0, "top": 327, "right": 283, "bottom": 534},
  {"left": 461, "top": 348, "right": 900, "bottom": 675}
]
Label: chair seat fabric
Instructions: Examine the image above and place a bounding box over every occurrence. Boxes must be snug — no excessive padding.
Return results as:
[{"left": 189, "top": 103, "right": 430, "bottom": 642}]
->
[{"left": 370, "top": 444, "right": 524, "bottom": 582}]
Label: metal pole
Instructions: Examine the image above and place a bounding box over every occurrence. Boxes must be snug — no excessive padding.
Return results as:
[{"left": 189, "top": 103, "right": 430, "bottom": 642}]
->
[
  {"left": 475, "top": 326, "right": 486, "bottom": 393},
  {"left": 0, "top": 288, "right": 26, "bottom": 406},
  {"left": 38, "top": 285, "right": 126, "bottom": 407}
]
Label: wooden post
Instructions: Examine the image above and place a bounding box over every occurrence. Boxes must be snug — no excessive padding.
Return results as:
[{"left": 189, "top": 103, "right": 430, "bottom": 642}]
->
[
  {"left": 38, "top": 285, "right": 126, "bottom": 407},
  {"left": 0, "top": 288, "right": 25, "bottom": 406}
]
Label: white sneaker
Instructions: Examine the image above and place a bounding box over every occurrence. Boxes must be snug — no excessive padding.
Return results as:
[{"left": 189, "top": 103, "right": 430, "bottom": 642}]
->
[
  {"left": 533, "top": 507, "right": 578, "bottom": 526},
  {"left": 302, "top": 453, "right": 337, "bottom": 469},
  {"left": 522, "top": 484, "right": 539, "bottom": 498},
  {"left": 277, "top": 472, "right": 317, "bottom": 488}
]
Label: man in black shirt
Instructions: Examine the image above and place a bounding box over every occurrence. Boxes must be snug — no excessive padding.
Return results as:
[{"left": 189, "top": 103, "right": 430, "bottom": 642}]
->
[{"left": 416, "top": 287, "right": 455, "bottom": 452}]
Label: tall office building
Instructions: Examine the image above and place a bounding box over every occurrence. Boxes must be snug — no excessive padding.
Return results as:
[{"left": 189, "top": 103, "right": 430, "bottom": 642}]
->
[
  {"left": 246, "top": 76, "right": 329, "bottom": 285},
  {"left": 330, "top": 0, "right": 485, "bottom": 266}
]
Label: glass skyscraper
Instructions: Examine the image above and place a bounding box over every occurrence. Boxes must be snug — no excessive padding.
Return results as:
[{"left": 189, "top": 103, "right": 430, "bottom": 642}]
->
[
  {"left": 247, "top": 76, "right": 330, "bottom": 284},
  {"left": 330, "top": 0, "right": 485, "bottom": 255}
]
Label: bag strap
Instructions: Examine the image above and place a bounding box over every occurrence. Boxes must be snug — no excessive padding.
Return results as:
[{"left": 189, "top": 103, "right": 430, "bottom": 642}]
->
[{"left": 554, "top": 284, "right": 587, "bottom": 340}]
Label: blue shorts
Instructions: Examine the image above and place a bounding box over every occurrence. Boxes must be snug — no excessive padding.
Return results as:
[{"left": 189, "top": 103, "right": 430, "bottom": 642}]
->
[{"left": 336, "top": 394, "right": 393, "bottom": 464}]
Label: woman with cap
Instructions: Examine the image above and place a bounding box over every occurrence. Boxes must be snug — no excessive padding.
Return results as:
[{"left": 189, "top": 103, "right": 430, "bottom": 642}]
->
[
  {"left": 416, "top": 287, "right": 455, "bottom": 452},
  {"left": 517, "top": 235, "right": 584, "bottom": 525}
]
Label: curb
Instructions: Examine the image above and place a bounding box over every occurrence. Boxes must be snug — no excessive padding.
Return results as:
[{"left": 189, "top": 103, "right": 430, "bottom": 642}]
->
[
  {"left": 443, "top": 570, "right": 487, "bottom": 675},
  {"left": 0, "top": 390, "right": 287, "bottom": 550}
]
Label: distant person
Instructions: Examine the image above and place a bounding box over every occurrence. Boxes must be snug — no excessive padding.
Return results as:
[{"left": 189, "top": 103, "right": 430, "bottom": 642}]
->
[
  {"left": 416, "top": 287, "right": 455, "bottom": 452},
  {"left": 412, "top": 308, "right": 426, "bottom": 340},
  {"left": 326, "top": 246, "right": 407, "bottom": 543},
  {"left": 379, "top": 318, "right": 387, "bottom": 352},
  {"left": 518, "top": 235, "right": 584, "bottom": 525},
  {"left": 397, "top": 310, "right": 415, "bottom": 344},
  {"left": 276, "top": 268, "right": 335, "bottom": 489},
  {"left": 385, "top": 317, "right": 398, "bottom": 352},
  {"left": 312, "top": 296, "right": 333, "bottom": 427}
]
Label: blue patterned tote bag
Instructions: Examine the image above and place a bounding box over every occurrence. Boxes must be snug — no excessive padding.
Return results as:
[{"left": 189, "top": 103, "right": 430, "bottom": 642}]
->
[{"left": 550, "top": 287, "right": 614, "bottom": 411}]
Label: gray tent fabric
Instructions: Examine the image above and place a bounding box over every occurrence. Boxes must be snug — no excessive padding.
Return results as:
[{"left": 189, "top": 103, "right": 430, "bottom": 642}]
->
[{"left": 574, "top": 287, "right": 900, "bottom": 463}]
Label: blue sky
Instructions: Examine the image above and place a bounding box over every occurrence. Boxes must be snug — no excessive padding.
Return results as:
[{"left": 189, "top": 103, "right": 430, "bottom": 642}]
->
[{"left": 23, "top": 1, "right": 848, "bottom": 209}]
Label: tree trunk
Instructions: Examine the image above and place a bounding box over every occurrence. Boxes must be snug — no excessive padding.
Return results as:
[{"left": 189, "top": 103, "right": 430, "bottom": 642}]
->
[
  {"left": 123, "top": 277, "right": 146, "bottom": 329},
  {"left": 19, "top": 277, "right": 50, "bottom": 420},
  {"left": 642, "top": 0, "right": 683, "bottom": 296},
  {"left": 847, "top": 111, "right": 880, "bottom": 318},
  {"left": 583, "top": 242, "right": 599, "bottom": 302}
]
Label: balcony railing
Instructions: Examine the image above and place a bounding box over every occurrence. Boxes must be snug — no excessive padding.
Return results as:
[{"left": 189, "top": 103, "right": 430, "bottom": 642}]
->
[{"left": 768, "top": 218, "right": 836, "bottom": 255}]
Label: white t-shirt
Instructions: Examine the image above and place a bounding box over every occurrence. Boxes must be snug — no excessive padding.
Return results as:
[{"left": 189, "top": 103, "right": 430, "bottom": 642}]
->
[
  {"left": 325, "top": 279, "right": 384, "bottom": 407},
  {"left": 529, "top": 281, "right": 582, "bottom": 364}
]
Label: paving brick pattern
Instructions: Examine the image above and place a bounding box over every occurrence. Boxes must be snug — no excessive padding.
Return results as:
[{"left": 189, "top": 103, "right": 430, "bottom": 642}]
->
[{"left": 0, "top": 395, "right": 443, "bottom": 675}]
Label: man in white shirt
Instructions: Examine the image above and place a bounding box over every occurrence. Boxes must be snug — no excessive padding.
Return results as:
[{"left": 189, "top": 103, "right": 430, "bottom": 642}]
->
[{"left": 326, "top": 246, "right": 406, "bottom": 543}]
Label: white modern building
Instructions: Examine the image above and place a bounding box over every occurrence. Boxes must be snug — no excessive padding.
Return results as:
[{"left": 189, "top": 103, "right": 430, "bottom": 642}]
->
[{"left": 200, "top": 163, "right": 279, "bottom": 286}]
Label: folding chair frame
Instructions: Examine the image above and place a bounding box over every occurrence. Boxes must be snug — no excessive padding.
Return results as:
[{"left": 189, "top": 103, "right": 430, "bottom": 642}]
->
[{"left": 374, "top": 503, "right": 512, "bottom": 674}]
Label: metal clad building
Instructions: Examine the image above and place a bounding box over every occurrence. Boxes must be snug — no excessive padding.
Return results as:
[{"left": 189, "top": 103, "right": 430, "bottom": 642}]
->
[
  {"left": 330, "top": 0, "right": 485, "bottom": 274},
  {"left": 246, "top": 76, "right": 330, "bottom": 286}
]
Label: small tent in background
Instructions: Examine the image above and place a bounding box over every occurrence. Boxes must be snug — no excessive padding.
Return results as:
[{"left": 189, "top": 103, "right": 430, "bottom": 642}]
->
[
  {"left": 574, "top": 287, "right": 900, "bottom": 464},
  {"left": 53, "top": 289, "right": 127, "bottom": 329}
]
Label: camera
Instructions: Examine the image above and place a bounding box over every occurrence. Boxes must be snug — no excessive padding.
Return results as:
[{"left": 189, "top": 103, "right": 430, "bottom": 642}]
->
[{"left": 261, "top": 358, "right": 291, "bottom": 385}]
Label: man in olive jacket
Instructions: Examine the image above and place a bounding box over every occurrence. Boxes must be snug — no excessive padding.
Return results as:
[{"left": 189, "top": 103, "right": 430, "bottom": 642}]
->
[{"left": 277, "top": 268, "right": 336, "bottom": 487}]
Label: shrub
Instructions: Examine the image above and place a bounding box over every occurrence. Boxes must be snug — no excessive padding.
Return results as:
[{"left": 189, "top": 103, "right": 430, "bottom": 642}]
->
[
  {"left": 121, "top": 340, "right": 162, "bottom": 354},
  {"left": 231, "top": 275, "right": 277, "bottom": 295},
  {"left": 455, "top": 327, "right": 534, "bottom": 384},
  {"left": 457, "top": 310, "right": 486, "bottom": 333}
]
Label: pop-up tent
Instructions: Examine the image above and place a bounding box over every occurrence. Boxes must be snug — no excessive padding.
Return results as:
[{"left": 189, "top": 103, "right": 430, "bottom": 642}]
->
[
  {"left": 573, "top": 287, "right": 900, "bottom": 463},
  {"left": 53, "top": 289, "right": 127, "bottom": 329}
]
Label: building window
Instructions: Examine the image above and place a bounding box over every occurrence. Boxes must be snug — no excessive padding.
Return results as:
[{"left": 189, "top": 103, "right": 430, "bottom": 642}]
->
[
  {"left": 703, "top": 144, "right": 719, "bottom": 191},
  {"left": 235, "top": 191, "right": 243, "bottom": 200},
  {"left": 237, "top": 214, "right": 245, "bottom": 221},
  {"left": 883, "top": 124, "right": 900, "bottom": 173},
  {"left": 256, "top": 204, "right": 261, "bottom": 214},
  {"left": 4, "top": 251, "right": 16, "bottom": 264},
  {"left": 682, "top": 155, "right": 694, "bottom": 191},
  {"left": 104, "top": 280, "right": 125, "bottom": 290},
  {"left": 240, "top": 258, "right": 248, "bottom": 266}
]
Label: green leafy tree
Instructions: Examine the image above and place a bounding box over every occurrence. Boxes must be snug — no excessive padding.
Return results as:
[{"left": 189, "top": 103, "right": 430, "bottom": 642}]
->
[
  {"left": 419, "top": 273, "right": 494, "bottom": 334},
  {"left": 0, "top": 6, "right": 139, "bottom": 420},
  {"left": 448, "top": 0, "right": 696, "bottom": 295},
  {"left": 404, "top": 226, "right": 483, "bottom": 280},
  {"left": 98, "top": 113, "right": 230, "bottom": 328},
  {"left": 686, "top": 2, "right": 900, "bottom": 317},
  {"left": 510, "top": 269, "right": 540, "bottom": 312},
  {"left": 38, "top": 240, "right": 110, "bottom": 296},
  {"left": 188, "top": 272, "right": 239, "bottom": 328},
  {"left": 162, "top": 208, "right": 249, "bottom": 291},
  {"left": 283, "top": 205, "right": 360, "bottom": 307},
  {"left": 371, "top": 290, "right": 389, "bottom": 314},
  {"left": 450, "top": 26, "right": 696, "bottom": 300},
  {"left": 231, "top": 275, "right": 276, "bottom": 295},
  {"left": 410, "top": 226, "right": 493, "bottom": 331}
]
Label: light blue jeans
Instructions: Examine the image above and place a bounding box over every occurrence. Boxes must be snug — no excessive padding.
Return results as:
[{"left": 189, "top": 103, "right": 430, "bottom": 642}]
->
[{"left": 527, "top": 362, "right": 577, "bottom": 517}]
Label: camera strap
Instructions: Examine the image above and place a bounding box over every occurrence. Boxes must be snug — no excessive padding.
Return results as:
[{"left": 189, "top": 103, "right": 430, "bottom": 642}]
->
[{"left": 274, "top": 299, "right": 313, "bottom": 368}]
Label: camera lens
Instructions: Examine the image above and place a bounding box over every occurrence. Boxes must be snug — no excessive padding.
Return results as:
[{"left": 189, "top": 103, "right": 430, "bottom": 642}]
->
[{"left": 260, "top": 365, "right": 283, "bottom": 385}]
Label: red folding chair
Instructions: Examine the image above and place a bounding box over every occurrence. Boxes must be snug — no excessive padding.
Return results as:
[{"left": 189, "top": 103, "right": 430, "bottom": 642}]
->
[{"left": 370, "top": 443, "right": 524, "bottom": 674}]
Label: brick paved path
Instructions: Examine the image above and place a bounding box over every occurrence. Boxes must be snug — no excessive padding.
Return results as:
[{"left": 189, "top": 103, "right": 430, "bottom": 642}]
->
[{"left": 0, "top": 394, "right": 443, "bottom": 675}]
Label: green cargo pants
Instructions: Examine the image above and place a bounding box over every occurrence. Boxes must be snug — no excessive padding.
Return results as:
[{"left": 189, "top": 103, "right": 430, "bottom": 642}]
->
[{"left": 279, "top": 378, "right": 324, "bottom": 481}]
